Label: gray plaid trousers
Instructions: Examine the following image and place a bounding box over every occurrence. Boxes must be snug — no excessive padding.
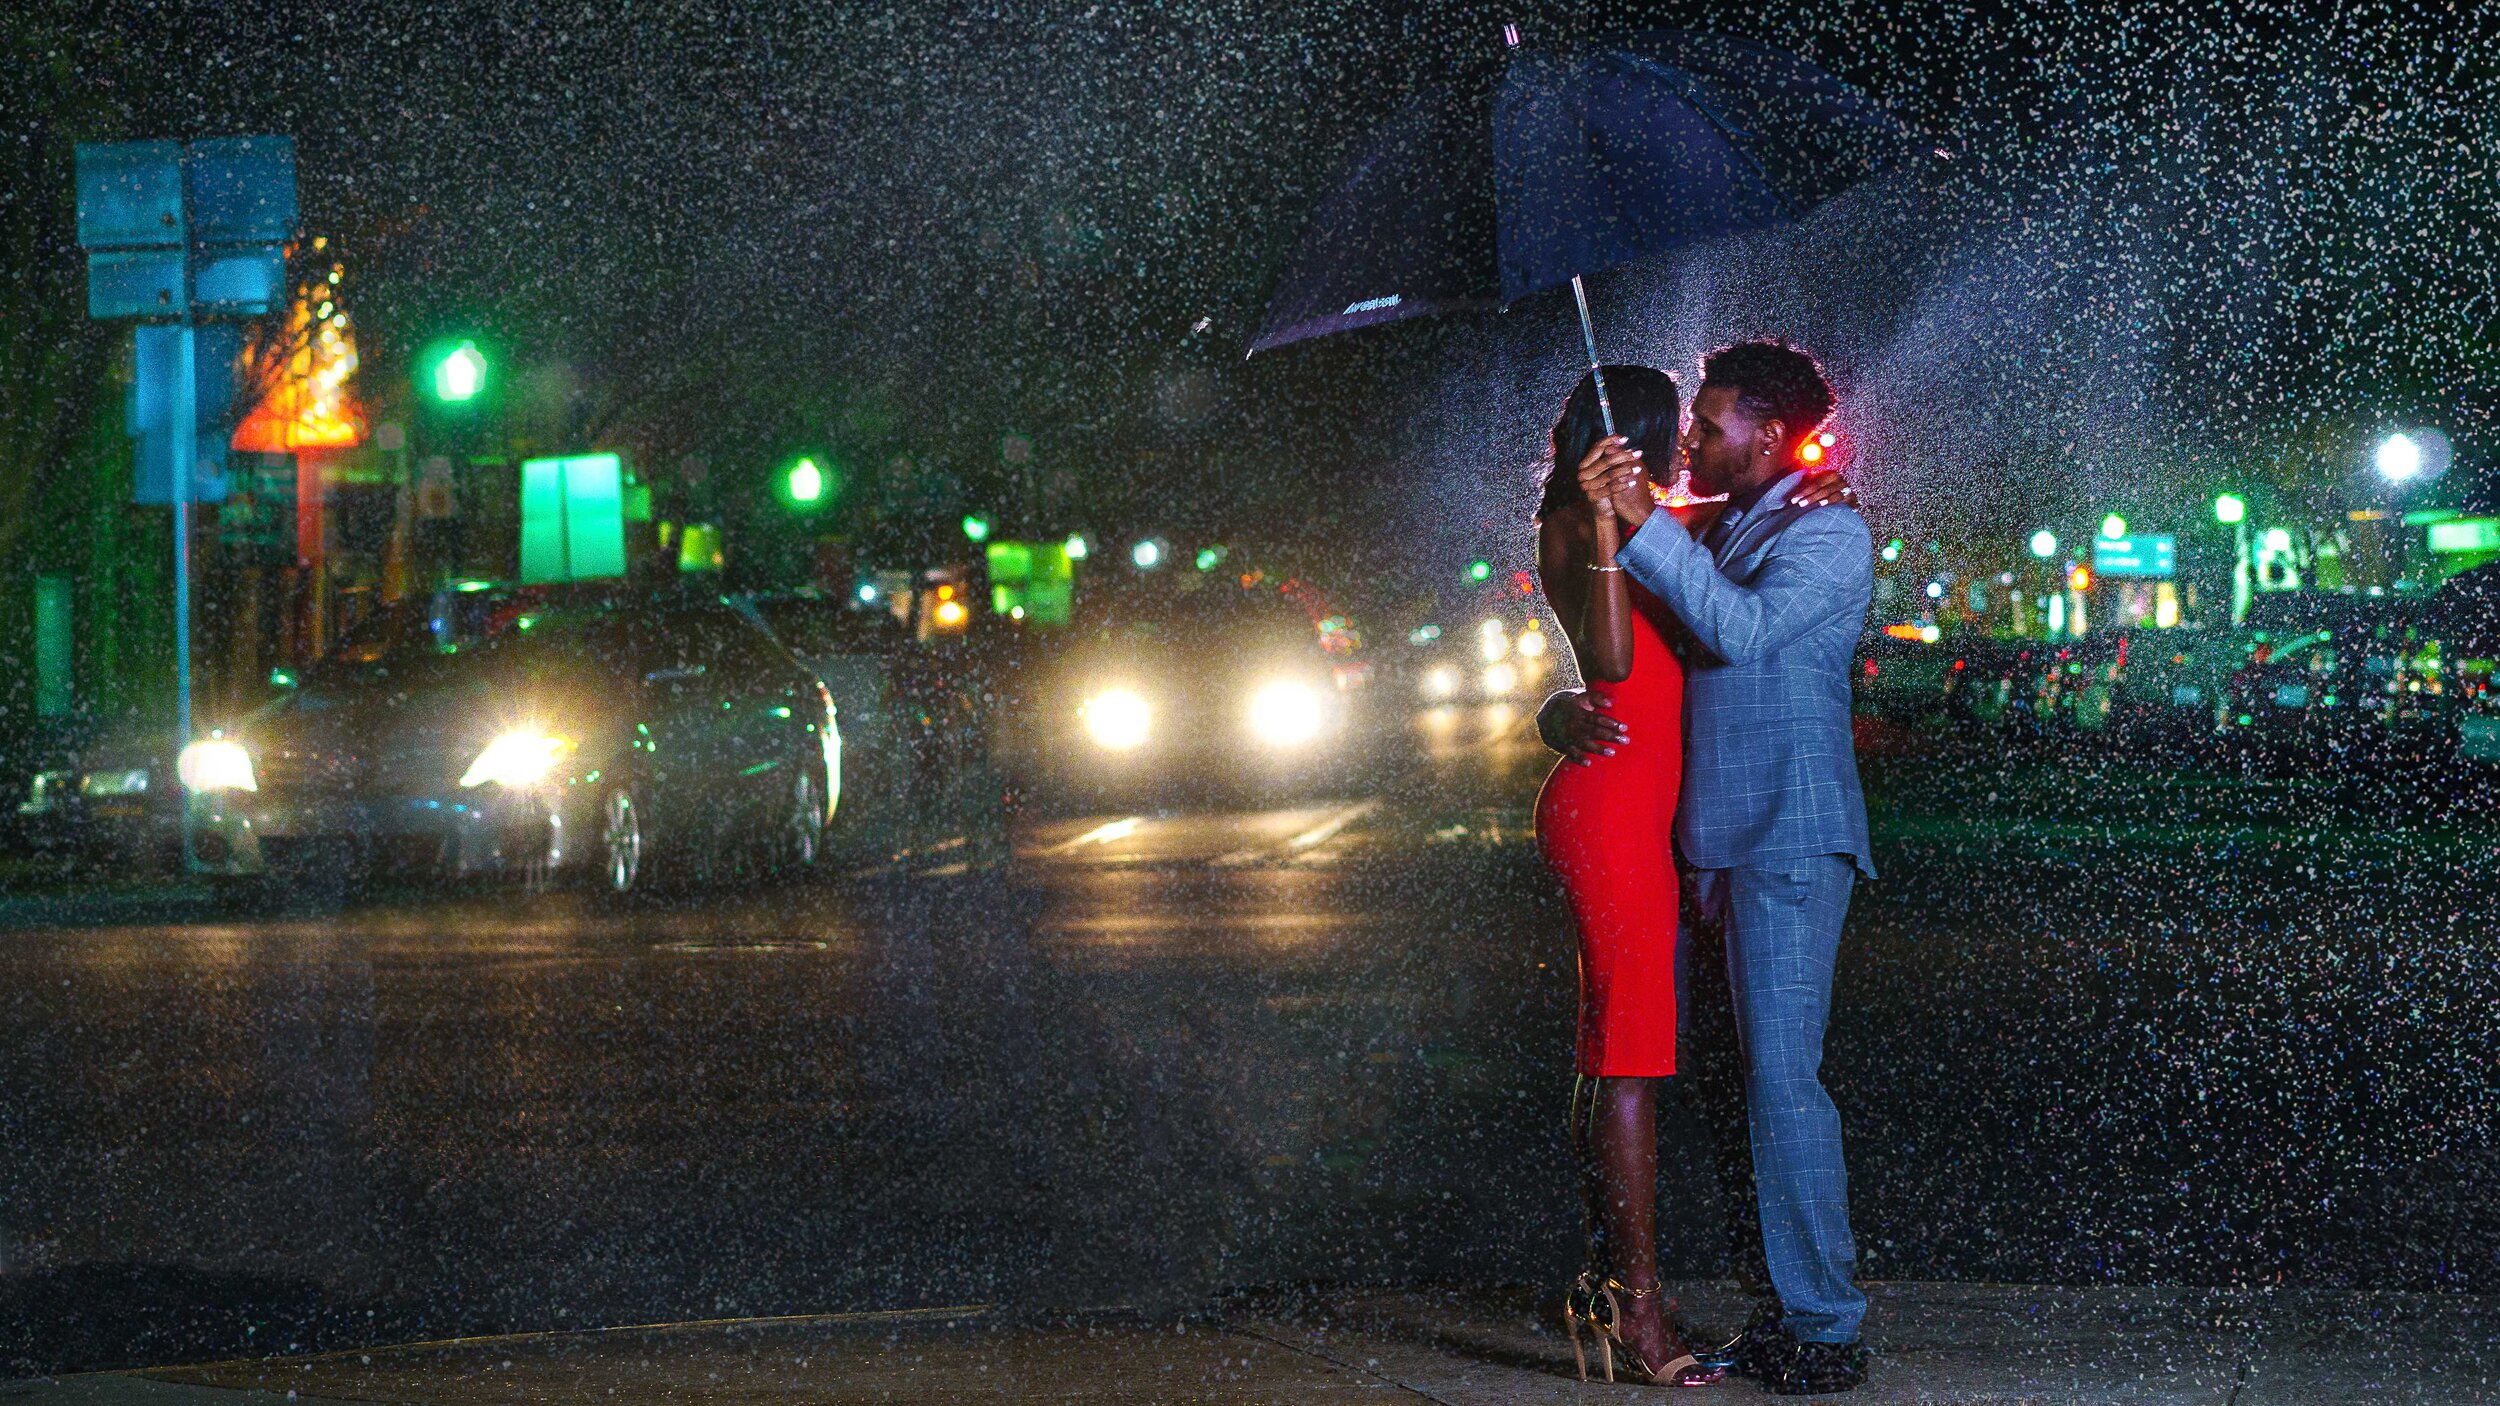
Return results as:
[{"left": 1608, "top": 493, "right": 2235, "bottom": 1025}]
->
[{"left": 1687, "top": 855, "right": 1866, "bottom": 1345}]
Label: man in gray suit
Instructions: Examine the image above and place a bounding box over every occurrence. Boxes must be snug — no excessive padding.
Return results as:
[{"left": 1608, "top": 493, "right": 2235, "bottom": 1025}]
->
[{"left": 1537, "top": 340, "right": 1876, "bottom": 1395}]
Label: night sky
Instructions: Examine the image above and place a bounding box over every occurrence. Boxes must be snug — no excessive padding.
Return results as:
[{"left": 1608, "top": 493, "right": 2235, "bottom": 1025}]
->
[{"left": 18, "top": 0, "right": 2500, "bottom": 599}]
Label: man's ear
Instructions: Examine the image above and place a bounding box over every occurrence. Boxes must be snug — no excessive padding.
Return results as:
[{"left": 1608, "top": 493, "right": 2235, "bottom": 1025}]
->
[{"left": 1759, "top": 417, "right": 1788, "bottom": 458}]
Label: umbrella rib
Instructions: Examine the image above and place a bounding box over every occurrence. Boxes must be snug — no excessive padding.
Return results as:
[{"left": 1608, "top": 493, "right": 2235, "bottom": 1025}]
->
[{"left": 1613, "top": 53, "right": 1800, "bottom": 221}]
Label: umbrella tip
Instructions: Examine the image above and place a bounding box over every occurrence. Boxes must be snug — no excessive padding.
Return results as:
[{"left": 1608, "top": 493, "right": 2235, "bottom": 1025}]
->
[{"left": 1501, "top": 21, "right": 1521, "bottom": 48}]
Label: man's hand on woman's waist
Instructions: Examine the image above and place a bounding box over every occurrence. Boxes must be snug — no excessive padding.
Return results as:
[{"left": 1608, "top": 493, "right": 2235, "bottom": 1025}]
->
[{"left": 1536, "top": 689, "right": 1630, "bottom": 767}]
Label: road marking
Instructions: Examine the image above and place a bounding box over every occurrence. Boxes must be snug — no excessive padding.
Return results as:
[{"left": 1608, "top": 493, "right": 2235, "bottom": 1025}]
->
[
  {"left": 1288, "top": 798, "right": 1379, "bottom": 851},
  {"left": 1213, "top": 799, "right": 1380, "bottom": 867},
  {"left": 1047, "top": 816, "right": 1144, "bottom": 853},
  {"left": 652, "top": 940, "right": 829, "bottom": 954},
  {"left": 153, "top": 1304, "right": 995, "bottom": 1368}
]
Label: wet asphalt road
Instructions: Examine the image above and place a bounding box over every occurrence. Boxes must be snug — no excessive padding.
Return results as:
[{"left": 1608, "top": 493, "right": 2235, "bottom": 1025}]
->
[{"left": 4, "top": 709, "right": 2497, "bottom": 1372}]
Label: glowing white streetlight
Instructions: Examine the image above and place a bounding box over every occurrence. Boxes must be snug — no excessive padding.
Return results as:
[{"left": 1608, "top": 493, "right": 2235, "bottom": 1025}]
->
[
  {"left": 2375, "top": 432, "right": 2424, "bottom": 482},
  {"left": 2101, "top": 513, "right": 2127, "bottom": 540},
  {"left": 2028, "top": 529, "right": 2058, "bottom": 559}
]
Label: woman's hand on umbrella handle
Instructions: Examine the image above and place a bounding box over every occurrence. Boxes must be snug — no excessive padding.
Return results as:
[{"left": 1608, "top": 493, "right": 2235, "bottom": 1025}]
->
[{"left": 1790, "top": 470, "right": 1859, "bottom": 510}]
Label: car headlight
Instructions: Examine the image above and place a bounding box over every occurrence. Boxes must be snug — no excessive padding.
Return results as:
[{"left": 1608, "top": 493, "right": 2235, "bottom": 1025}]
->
[
  {"left": 177, "top": 740, "right": 256, "bottom": 793},
  {"left": 1248, "top": 680, "right": 1325, "bottom": 746},
  {"left": 460, "top": 731, "right": 576, "bottom": 789},
  {"left": 1479, "top": 619, "right": 1510, "bottom": 663},
  {"left": 1080, "top": 689, "right": 1153, "bottom": 751},
  {"left": 1482, "top": 662, "right": 1520, "bottom": 695},
  {"left": 1420, "top": 665, "right": 1459, "bottom": 701}
]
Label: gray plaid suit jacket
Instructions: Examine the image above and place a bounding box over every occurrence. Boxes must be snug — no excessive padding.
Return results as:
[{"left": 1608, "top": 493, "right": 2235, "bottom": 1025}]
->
[{"left": 1615, "top": 469, "right": 1876, "bottom": 879}]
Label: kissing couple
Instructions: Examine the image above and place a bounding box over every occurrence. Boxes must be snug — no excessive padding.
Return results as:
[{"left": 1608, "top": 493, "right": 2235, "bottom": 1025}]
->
[{"left": 1531, "top": 339, "right": 1878, "bottom": 1395}]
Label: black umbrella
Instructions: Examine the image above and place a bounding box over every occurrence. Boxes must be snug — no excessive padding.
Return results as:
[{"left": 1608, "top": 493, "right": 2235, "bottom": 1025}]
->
[{"left": 1253, "top": 27, "right": 1923, "bottom": 434}]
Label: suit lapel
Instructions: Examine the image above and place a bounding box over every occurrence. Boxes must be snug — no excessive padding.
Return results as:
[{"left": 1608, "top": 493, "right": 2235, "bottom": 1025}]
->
[{"left": 1709, "top": 470, "right": 1809, "bottom": 569}]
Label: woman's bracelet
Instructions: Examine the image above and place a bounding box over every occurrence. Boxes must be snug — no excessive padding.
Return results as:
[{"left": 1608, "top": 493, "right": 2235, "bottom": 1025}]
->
[{"left": 1587, "top": 563, "right": 1623, "bottom": 573}]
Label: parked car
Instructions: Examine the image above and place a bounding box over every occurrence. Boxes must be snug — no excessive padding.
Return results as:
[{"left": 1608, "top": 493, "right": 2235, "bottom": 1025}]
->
[{"left": 184, "top": 588, "right": 837, "bottom": 896}]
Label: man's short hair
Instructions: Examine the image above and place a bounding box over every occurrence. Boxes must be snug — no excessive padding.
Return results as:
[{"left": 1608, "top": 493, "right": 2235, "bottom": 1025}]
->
[{"left": 1700, "top": 339, "right": 1835, "bottom": 450}]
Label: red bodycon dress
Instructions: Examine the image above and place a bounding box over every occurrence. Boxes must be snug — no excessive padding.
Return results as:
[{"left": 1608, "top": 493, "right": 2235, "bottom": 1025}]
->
[{"left": 1535, "top": 573, "right": 1685, "bottom": 1078}]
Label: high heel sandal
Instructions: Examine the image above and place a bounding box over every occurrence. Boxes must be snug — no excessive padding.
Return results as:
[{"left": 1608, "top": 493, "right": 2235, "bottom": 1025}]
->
[{"left": 1563, "top": 1274, "right": 1723, "bottom": 1387}]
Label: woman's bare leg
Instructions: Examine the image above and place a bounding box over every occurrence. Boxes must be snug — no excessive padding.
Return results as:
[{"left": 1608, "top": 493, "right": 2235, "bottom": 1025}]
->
[{"left": 1591, "top": 1075, "right": 1679, "bottom": 1367}]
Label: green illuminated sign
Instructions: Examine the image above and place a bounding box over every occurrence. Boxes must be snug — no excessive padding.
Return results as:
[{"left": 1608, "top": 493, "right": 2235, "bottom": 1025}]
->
[
  {"left": 985, "top": 539, "right": 1074, "bottom": 625},
  {"left": 2428, "top": 517, "right": 2500, "bottom": 554},
  {"left": 519, "top": 453, "right": 628, "bottom": 584}
]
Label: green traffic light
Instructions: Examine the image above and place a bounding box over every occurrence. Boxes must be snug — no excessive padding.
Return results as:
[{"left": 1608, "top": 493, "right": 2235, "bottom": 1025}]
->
[
  {"left": 428, "top": 340, "right": 486, "bottom": 403},
  {"left": 961, "top": 514, "right": 992, "bottom": 543},
  {"left": 786, "top": 457, "right": 826, "bottom": 505},
  {"left": 1467, "top": 559, "right": 1492, "bottom": 582},
  {"left": 2214, "top": 493, "right": 2247, "bottom": 525}
]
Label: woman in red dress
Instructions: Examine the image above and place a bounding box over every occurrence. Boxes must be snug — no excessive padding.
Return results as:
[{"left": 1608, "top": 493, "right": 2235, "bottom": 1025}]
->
[
  {"left": 1536, "top": 366, "right": 1852, "bottom": 1387},
  {"left": 1533, "top": 365, "right": 1716, "bottom": 1387}
]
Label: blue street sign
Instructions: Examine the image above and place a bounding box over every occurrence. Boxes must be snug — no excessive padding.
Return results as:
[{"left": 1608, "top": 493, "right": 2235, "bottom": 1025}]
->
[
  {"left": 76, "top": 137, "right": 294, "bottom": 318},
  {"left": 185, "top": 137, "right": 297, "bottom": 244},
  {"left": 128, "top": 325, "right": 242, "bottom": 503},
  {"left": 192, "top": 246, "right": 286, "bottom": 316},
  {"left": 73, "top": 141, "right": 185, "bottom": 249},
  {"left": 2090, "top": 533, "right": 2177, "bottom": 578},
  {"left": 85, "top": 248, "right": 187, "bottom": 319}
]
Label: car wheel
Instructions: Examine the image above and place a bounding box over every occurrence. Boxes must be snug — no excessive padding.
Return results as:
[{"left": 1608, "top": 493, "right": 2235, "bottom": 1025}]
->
[
  {"left": 784, "top": 765, "right": 824, "bottom": 870},
  {"left": 600, "top": 785, "right": 648, "bottom": 895}
]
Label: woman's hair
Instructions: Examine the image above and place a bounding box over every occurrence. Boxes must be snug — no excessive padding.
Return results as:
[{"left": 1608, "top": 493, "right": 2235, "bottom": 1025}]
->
[{"left": 1537, "top": 364, "right": 1680, "bottom": 522}]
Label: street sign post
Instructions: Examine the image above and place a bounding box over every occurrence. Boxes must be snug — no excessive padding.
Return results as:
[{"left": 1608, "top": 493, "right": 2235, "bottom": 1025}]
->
[{"left": 75, "top": 136, "right": 295, "bottom": 869}]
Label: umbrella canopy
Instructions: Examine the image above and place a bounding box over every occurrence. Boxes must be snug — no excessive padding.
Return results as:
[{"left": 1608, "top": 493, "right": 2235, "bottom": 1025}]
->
[{"left": 1249, "top": 30, "right": 1919, "bottom": 356}]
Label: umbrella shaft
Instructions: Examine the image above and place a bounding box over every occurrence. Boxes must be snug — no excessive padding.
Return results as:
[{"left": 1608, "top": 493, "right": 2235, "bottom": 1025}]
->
[{"left": 1570, "top": 275, "right": 1616, "bottom": 437}]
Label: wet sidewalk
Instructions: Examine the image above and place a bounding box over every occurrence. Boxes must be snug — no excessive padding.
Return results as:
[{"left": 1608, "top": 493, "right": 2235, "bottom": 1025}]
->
[{"left": 6, "top": 1280, "right": 2492, "bottom": 1405}]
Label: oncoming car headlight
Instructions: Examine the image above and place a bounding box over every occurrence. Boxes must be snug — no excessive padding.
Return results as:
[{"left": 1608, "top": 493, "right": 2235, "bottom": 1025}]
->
[
  {"left": 1080, "top": 689, "right": 1153, "bottom": 751},
  {"left": 177, "top": 739, "right": 256, "bottom": 793},
  {"left": 460, "top": 732, "right": 577, "bottom": 789},
  {"left": 1248, "top": 680, "right": 1325, "bottom": 747}
]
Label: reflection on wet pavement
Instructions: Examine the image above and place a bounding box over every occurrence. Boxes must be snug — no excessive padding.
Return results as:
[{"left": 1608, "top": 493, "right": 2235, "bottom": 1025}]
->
[{"left": 5, "top": 731, "right": 2498, "bottom": 1373}]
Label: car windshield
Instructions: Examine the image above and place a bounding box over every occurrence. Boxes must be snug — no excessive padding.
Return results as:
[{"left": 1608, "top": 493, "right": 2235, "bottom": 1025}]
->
[
  {"left": 753, "top": 595, "right": 910, "bottom": 656},
  {"left": 298, "top": 592, "right": 536, "bottom": 696},
  {"left": 1071, "top": 582, "right": 1330, "bottom": 651}
]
